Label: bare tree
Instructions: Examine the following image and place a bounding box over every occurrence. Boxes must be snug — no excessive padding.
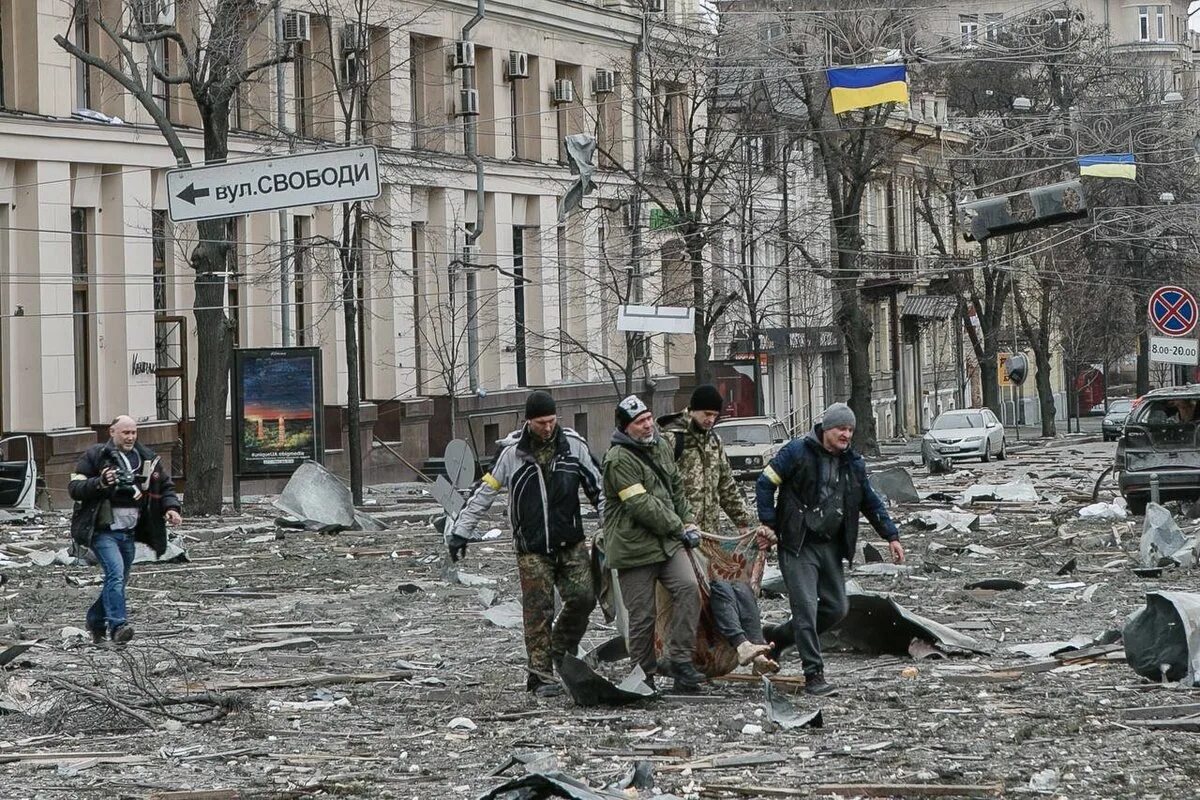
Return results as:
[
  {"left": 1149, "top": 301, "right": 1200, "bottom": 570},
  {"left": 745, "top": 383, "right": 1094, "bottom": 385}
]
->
[
  {"left": 290, "top": 0, "right": 422, "bottom": 503},
  {"left": 56, "top": 0, "right": 290, "bottom": 514}
]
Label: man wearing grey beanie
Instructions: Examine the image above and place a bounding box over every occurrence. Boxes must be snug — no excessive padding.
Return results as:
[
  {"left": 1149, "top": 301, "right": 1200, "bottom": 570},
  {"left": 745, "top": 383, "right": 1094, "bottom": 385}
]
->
[{"left": 754, "top": 401, "right": 904, "bottom": 696}]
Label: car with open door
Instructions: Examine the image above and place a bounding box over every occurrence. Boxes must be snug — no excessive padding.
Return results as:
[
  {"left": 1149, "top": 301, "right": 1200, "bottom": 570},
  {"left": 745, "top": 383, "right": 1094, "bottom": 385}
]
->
[
  {"left": 0, "top": 435, "right": 38, "bottom": 511},
  {"left": 1116, "top": 386, "right": 1200, "bottom": 515}
]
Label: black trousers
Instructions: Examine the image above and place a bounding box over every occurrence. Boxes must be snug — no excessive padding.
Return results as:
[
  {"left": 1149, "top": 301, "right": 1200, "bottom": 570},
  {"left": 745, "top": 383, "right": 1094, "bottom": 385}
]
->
[
  {"left": 776, "top": 540, "right": 848, "bottom": 676},
  {"left": 708, "top": 579, "right": 765, "bottom": 647}
]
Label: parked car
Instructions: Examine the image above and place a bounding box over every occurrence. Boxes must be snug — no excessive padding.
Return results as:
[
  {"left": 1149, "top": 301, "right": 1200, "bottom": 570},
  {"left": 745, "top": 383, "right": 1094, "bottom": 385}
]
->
[
  {"left": 1116, "top": 386, "right": 1200, "bottom": 514},
  {"left": 1101, "top": 398, "right": 1134, "bottom": 442},
  {"left": 712, "top": 416, "right": 789, "bottom": 480},
  {"left": 922, "top": 408, "right": 1007, "bottom": 463}
]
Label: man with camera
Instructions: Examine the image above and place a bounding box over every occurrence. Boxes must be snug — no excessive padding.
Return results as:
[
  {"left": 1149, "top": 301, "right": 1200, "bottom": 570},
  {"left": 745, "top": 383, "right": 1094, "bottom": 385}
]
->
[{"left": 70, "top": 416, "right": 182, "bottom": 645}]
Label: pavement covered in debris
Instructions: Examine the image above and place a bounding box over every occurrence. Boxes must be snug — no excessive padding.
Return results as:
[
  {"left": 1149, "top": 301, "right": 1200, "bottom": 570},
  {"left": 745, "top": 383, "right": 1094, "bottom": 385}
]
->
[{"left": 3, "top": 435, "right": 1200, "bottom": 799}]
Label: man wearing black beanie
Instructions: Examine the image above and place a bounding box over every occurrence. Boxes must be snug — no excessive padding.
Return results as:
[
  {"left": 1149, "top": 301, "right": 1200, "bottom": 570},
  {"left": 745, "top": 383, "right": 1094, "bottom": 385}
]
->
[{"left": 447, "top": 389, "right": 604, "bottom": 697}]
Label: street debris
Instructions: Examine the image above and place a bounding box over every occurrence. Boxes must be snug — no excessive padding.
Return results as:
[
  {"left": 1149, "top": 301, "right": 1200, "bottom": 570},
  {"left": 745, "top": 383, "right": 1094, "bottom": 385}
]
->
[
  {"left": 959, "top": 477, "right": 1039, "bottom": 504},
  {"left": 1139, "top": 503, "right": 1200, "bottom": 568},
  {"left": 761, "top": 677, "right": 823, "bottom": 730},
  {"left": 910, "top": 509, "right": 979, "bottom": 533},
  {"left": 558, "top": 652, "right": 654, "bottom": 707},
  {"left": 870, "top": 466, "right": 921, "bottom": 505},
  {"left": 1079, "top": 497, "right": 1128, "bottom": 520},
  {"left": 275, "top": 461, "right": 386, "bottom": 532},
  {"left": 4, "top": 435, "right": 1199, "bottom": 797},
  {"left": 1124, "top": 591, "right": 1200, "bottom": 684},
  {"left": 825, "top": 591, "right": 989, "bottom": 657},
  {"left": 482, "top": 601, "right": 523, "bottom": 629}
]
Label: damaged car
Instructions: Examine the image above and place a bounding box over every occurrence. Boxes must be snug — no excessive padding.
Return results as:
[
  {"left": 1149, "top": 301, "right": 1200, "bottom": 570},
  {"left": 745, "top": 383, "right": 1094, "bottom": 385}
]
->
[{"left": 1117, "top": 387, "right": 1200, "bottom": 514}]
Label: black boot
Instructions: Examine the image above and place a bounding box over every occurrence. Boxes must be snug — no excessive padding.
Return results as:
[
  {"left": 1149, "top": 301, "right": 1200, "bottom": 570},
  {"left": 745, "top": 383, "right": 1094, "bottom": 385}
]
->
[
  {"left": 667, "top": 660, "right": 706, "bottom": 693},
  {"left": 804, "top": 671, "right": 836, "bottom": 697},
  {"left": 763, "top": 621, "right": 795, "bottom": 661}
]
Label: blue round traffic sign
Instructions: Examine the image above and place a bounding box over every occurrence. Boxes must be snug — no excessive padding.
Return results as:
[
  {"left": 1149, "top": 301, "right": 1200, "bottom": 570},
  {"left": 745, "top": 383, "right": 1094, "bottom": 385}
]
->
[{"left": 1148, "top": 285, "right": 1198, "bottom": 338}]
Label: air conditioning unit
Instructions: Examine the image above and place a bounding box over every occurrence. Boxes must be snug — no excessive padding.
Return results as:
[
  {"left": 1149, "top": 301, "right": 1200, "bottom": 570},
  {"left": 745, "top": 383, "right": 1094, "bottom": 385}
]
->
[
  {"left": 282, "top": 11, "right": 311, "bottom": 43},
  {"left": 452, "top": 40, "right": 476, "bottom": 69},
  {"left": 647, "top": 0, "right": 666, "bottom": 13},
  {"left": 553, "top": 79, "right": 575, "bottom": 105},
  {"left": 340, "top": 23, "right": 366, "bottom": 54},
  {"left": 458, "top": 88, "right": 480, "bottom": 117},
  {"left": 340, "top": 52, "right": 368, "bottom": 86},
  {"left": 594, "top": 69, "right": 616, "bottom": 95},
  {"left": 134, "top": 0, "right": 174, "bottom": 29},
  {"left": 507, "top": 51, "right": 530, "bottom": 80}
]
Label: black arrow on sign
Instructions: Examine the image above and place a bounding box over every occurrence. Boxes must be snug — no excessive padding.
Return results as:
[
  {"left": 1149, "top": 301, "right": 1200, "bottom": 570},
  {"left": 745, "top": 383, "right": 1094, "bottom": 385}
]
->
[{"left": 176, "top": 183, "right": 210, "bottom": 205}]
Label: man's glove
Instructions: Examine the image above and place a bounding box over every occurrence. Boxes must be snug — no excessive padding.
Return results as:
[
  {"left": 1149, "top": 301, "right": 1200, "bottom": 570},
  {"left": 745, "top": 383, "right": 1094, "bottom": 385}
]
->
[
  {"left": 680, "top": 527, "right": 702, "bottom": 549},
  {"left": 447, "top": 534, "right": 470, "bottom": 563}
]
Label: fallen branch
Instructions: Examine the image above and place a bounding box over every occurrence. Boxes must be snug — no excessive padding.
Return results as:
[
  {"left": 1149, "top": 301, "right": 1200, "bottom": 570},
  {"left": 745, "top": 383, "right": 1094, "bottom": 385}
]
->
[{"left": 49, "top": 677, "right": 158, "bottom": 729}]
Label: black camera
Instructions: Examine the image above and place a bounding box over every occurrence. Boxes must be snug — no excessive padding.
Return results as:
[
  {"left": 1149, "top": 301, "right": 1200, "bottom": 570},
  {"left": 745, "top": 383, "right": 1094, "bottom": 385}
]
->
[{"left": 108, "top": 460, "right": 142, "bottom": 500}]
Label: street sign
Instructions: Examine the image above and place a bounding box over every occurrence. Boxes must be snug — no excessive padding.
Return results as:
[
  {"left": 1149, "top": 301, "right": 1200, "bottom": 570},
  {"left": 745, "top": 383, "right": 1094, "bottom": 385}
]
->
[
  {"left": 1150, "top": 335, "right": 1200, "bottom": 366},
  {"left": 617, "top": 305, "right": 694, "bottom": 334},
  {"left": 1148, "top": 285, "right": 1198, "bottom": 338},
  {"left": 166, "top": 145, "right": 380, "bottom": 223}
]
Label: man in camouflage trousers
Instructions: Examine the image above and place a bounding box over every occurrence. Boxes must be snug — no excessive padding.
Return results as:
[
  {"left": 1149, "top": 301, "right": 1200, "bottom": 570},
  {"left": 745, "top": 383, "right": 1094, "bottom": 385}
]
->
[
  {"left": 659, "top": 384, "right": 777, "bottom": 674},
  {"left": 447, "top": 390, "right": 604, "bottom": 697}
]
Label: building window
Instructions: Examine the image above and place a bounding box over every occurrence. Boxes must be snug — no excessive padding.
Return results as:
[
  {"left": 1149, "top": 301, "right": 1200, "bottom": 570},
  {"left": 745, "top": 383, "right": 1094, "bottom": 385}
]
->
[
  {"left": 74, "top": 4, "right": 92, "bottom": 108},
  {"left": 410, "top": 221, "right": 426, "bottom": 391},
  {"left": 1139, "top": 6, "right": 1150, "bottom": 41},
  {"left": 983, "top": 13, "right": 1003, "bottom": 42},
  {"left": 294, "top": 41, "right": 310, "bottom": 137},
  {"left": 513, "top": 226, "right": 527, "bottom": 387},
  {"left": 959, "top": 15, "right": 979, "bottom": 47},
  {"left": 71, "top": 208, "right": 92, "bottom": 428},
  {"left": 152, "top": 210, "right": 168, "bottom": 314},
  {"left": 1156, "top": 5, "right": 1166, "bottom": 41},
  {"left": 226, "top": 218, "right": 241, "bottom": 346},
  {"left": 293, "top": 216, "right": 308, "bottom": 345},
  {"left": 557, "top": 224, "right": 568, "bottom": 377}
]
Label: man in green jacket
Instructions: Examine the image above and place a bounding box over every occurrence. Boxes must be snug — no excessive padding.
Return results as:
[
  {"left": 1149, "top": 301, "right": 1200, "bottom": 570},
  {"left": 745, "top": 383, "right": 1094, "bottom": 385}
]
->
[{"left": 602, "top": 394, "right": 708, "bottom": 693}]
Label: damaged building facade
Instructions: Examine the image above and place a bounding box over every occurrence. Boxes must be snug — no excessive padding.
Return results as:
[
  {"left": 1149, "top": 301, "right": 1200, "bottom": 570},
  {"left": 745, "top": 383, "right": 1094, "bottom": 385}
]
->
[{"left": 0, "top": 0, "right": 707, "bottom": 500}]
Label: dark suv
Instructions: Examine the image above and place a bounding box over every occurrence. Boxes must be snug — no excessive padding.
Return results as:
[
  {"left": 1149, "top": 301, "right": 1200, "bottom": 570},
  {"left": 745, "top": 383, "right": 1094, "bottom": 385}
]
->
[{"left": 1116, "top": 387, "right": 1200, "bottom": 514}]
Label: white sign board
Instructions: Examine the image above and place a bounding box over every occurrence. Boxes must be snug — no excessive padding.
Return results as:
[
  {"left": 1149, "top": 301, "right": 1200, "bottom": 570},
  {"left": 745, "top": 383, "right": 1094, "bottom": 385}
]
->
[
  {"left": 1150, "top": 335, "right": 1199, "bottom": 366},
  {"left": 167, "top": 146, "right": 380, "bottom": 222},
  {"left": 616, "top": 305, "right": 695, "bottom": 334}
]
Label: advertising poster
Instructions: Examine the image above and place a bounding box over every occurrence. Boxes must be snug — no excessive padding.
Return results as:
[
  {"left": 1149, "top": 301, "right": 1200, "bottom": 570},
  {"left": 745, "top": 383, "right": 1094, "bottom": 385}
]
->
[{"left": 233, "top": 348, "right": 324, "bottom": 476}]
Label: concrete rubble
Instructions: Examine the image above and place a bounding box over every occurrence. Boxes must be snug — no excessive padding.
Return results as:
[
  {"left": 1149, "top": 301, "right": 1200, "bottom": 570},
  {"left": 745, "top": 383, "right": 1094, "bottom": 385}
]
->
[{"left": 2, "top": 434, "right": 1200, "bottom": 797}]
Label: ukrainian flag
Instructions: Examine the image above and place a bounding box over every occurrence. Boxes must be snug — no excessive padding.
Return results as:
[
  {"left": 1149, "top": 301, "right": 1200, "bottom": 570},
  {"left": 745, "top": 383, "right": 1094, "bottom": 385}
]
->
[
  {"left": 827, "top": 64, "right": 909, "bottom": 115},
  {"left": 1078, "top": 153, "right": 1136, "bottom": 180}
]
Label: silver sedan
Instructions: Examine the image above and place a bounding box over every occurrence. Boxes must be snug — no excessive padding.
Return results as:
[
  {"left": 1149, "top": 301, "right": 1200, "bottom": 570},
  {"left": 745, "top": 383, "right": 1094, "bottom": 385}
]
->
[{"left": 922, "top": 408, "right": 1007, "bottom": 463}]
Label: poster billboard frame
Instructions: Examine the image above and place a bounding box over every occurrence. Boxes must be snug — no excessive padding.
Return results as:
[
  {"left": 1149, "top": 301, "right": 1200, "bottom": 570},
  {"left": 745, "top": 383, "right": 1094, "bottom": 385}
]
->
[{"left": 232, "top": 347, "right": 325, "bottom": 479}]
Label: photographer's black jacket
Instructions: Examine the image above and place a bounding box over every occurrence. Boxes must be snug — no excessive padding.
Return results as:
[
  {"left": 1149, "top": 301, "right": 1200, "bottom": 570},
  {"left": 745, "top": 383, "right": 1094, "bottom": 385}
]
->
[{"left": 69, "top": 441, "right": 181, "bottom": 556}]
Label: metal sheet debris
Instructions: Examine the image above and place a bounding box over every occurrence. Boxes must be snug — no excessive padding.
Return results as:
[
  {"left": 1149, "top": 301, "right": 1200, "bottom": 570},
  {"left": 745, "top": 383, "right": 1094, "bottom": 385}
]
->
[
  {"left": 558, "top": 652, "right": 654, "bottom": 707},
  {"left": 870, "top": 467, "right": 921, "bottom": 505},
  {"left": 1124, "top": 591, "right": 1200, "bottom": 685},
  {"left": 824, "top": 591, "right": 989, "bottom": 657},
  {"left": 274, "top": 461, "right": 386, "bottom": 532},
  {"left": 1139, "top": 503, "right": 1199, "bottom": 568}
]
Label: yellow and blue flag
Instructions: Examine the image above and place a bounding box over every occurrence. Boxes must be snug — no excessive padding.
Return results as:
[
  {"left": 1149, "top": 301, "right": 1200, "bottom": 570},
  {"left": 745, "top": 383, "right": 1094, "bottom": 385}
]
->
[
  {"left": 827, "top": 64, "right": 909, "bottom": 114},
  {"left": 1078, "top": 153, "right": 1135, "bottom": 179}
]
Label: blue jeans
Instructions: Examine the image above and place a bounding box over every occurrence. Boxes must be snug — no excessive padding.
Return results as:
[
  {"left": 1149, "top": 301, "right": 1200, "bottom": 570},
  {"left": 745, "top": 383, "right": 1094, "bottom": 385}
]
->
[{"left": 86, "top": 530, "right": 136, "bottom": 634}]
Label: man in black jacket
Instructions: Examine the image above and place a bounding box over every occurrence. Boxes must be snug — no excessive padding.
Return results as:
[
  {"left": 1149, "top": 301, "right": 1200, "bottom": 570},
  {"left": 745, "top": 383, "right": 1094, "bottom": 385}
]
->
[
  {"left": 446, "top": 391, "right": 605, "bottom": 697},
  {"left": 70, "top": 416, "right": 182, "bottom": 645},
  {"left": 755, "top": 403, "right": 904, "bottom": 696}
]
